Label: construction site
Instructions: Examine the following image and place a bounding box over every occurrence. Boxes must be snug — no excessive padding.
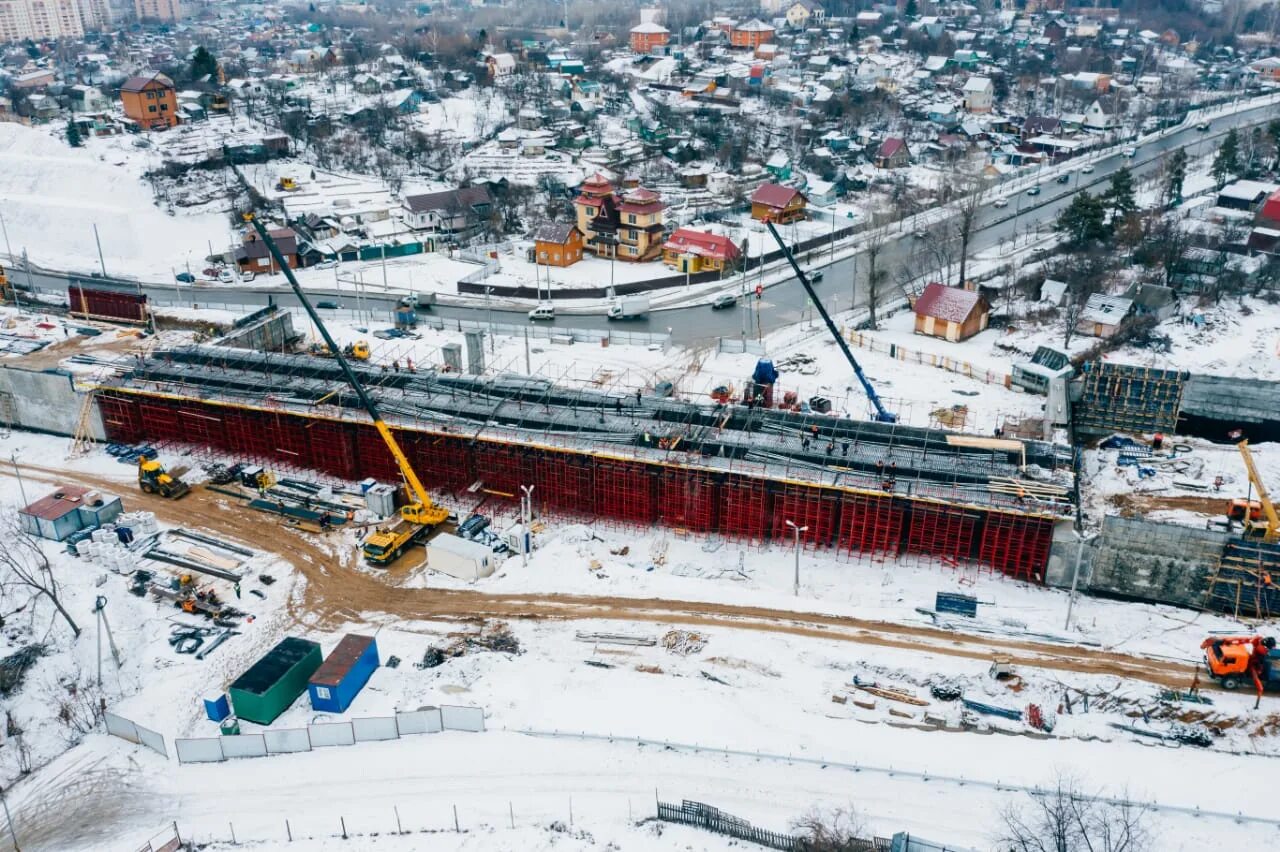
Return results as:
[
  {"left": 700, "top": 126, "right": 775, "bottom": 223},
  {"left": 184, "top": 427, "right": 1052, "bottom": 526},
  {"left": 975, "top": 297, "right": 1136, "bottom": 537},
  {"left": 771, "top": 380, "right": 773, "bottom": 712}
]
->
[{"left": 4, "top": 241, "right": 1280, "bottom": 852}]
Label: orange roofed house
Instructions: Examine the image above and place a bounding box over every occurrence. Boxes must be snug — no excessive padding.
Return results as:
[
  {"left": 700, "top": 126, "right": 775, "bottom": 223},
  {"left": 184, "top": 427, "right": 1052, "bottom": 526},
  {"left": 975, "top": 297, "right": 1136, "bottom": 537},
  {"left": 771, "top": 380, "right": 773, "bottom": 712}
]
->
[
  {"left": 574, "top": 173, "right": 665, "bottom": 262},
  {"left": 913, "top": 282, "right": 990, "bottom": 342},
  {"left": 532, "top": 223, "right": 584, "bottom": 267},
  {"left": 662, "top": 228, "right": 742, "bottom": 273},
  {"left": 750, "top": 182, "right": 807, "bottom": 224},
  {"left": 120, "top": 71, "right": 178, "bottom": 130}
]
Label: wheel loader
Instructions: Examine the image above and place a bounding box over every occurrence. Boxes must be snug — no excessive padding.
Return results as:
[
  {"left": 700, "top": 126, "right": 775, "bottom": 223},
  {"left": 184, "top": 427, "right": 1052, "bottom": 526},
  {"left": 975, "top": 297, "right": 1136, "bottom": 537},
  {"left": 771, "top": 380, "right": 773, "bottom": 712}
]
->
[{"left": 138, "top": 456, "right": 190, "bottom": 499}]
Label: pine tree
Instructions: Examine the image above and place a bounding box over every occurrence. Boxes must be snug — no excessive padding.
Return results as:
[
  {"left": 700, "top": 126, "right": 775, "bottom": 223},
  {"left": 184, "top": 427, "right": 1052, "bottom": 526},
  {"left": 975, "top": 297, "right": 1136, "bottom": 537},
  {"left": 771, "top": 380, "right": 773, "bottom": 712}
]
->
[
  {"left": 1164, "top": 148, "right": 1188, "bottom": 206},
  {"left": 1055, "top": 192, "right": 1107, "bottom": 246},
  {"left": 1103, "top": 166, "right": 1136, "bottom": 223},
  {"left": 65, "top": 119, "right": 82, "bottom": 148},
  {"left": 1212, "top": 128, "right": 1240, "bottom": 187},
  {"left": 905, "top": 0, "right": 919, "bottom": 17},
  {"left": 191, "top": 46, "right": 218, "bottom": 81}
]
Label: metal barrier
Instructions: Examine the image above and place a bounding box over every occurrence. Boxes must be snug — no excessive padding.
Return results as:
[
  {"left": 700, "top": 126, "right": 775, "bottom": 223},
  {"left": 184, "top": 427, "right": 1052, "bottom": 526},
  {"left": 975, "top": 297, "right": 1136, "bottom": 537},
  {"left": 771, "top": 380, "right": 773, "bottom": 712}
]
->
[
  {"left": 845, "top": 331, "right": 1011, "bottom": 387},
  {"left": 422, "top": 315, "right": 671, "bottom": 349},
  {"left": 173, "top": 705, "right": 485, "bottom": 763},
  {"left": 104, "top": 711, "right": 168, "bottom": 759}
]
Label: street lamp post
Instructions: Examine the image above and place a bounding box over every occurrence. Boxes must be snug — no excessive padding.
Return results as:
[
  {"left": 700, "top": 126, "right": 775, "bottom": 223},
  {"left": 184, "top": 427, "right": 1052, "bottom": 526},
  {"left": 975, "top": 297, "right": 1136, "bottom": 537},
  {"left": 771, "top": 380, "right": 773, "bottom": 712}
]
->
[
  {"left": 1064, "top": 529, "right": 1098, "bottom": 630},
  {"left": 519, "top": 485, "right": 535, "bottom": 568},
  {"left": 785, "top": 519, "right": 807, "bottom": 597}
]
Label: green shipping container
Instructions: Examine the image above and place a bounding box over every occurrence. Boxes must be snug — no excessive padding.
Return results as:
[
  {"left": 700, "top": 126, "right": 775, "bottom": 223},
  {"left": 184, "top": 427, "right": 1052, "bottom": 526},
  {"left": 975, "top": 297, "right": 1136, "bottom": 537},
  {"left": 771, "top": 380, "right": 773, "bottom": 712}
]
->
[{"left": 228, "top": 637, "right": 323, "bottom": 725}]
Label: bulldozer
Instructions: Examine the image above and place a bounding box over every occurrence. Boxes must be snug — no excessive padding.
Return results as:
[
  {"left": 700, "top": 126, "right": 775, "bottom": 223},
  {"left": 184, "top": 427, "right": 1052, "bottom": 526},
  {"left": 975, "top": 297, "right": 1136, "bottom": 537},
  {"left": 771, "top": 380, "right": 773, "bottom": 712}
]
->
[{"left": 138, "top": 456, "right": 190, "bottom": 499}]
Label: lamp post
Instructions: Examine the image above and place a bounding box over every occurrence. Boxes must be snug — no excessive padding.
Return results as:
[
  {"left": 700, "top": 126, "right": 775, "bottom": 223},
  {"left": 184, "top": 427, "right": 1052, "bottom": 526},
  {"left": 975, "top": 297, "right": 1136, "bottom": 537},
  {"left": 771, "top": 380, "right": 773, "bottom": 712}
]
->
[
  {"left": 1064, "top": 529, "right": 1098, "bottom": 630},
  {"left": 785, "top": 519, "right": 807, "bottom": 597},
  {"left": 519, "top": 484, "right": 535, "bottom": 568}
]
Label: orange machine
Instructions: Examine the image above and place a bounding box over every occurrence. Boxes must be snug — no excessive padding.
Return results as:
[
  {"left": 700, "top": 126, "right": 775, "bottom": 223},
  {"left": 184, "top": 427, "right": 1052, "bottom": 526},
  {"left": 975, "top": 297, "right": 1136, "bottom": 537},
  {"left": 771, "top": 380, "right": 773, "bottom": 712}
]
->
[{"left": 1202, "top": 635, "right": 1278, "bottom": 707}]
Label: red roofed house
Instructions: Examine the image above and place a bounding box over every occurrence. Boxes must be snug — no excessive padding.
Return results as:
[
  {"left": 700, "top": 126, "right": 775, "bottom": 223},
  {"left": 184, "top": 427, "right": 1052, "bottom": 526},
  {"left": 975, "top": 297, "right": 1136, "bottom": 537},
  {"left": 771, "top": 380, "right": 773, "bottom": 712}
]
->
[
  {"left": 1258, "top": 189, "right": 1280, "bottom": 227},
  {"left": 573, "top": 173, "right": 666, "bottom": 261},
  {"left": 662, "top": 228, "right": 742, "bottom": 274},
  {"left": 874, "top": 136, "right": 910, "bottom": 169},
  {"left": 913, "top": 282, "right": 990, "bottom": 342},
  {"left": 630, "top": 22, "right": 670, "bottom": 54},
  {"left": 750, "top": 183, "right": 807, "bottom": 224},
  {"left": 731, "top": 19, "right": 775, "bottom": 50}
]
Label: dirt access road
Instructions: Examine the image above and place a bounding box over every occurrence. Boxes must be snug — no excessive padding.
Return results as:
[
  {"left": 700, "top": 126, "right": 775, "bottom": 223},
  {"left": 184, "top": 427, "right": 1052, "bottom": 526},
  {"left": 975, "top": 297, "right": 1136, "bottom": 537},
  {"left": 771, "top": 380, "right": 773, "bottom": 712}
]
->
[{"left": 34, "top": 467, "right": 1206, "bottom": 691}]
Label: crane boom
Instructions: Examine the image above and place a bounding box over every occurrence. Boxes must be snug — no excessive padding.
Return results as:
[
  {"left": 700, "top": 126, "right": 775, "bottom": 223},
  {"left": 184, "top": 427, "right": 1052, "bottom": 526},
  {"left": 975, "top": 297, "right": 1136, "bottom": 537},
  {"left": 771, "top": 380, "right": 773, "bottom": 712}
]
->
[
  {"left": 1237, "top": 439, "right": 1280, "bottom": 542},
  {"left": 763, "top": 221, "right": 896, "bottom": 423},
  {"left": 244, "top": 215, "right": 443, "bottom": 525}
]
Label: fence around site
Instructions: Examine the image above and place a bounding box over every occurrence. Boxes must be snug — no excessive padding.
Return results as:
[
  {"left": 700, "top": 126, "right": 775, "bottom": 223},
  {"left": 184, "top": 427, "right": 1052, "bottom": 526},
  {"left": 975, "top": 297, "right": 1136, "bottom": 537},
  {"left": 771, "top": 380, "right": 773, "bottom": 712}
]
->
[
  {"left": 104, "top": 711, "right": 168, "bottom": 759},
  {"left": 421, "top": 314, "right": 671, "bottom": 349},
  {"left": 845, "top": 330, "right": 1011, "bottom": 387}
]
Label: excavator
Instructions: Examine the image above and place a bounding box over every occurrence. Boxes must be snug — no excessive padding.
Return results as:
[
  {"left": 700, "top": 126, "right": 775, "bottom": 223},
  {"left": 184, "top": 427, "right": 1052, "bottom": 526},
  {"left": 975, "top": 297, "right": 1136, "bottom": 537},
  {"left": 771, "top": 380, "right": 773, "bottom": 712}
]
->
[
  {"left": 1229, "top": 440, "right": 1280, "bottom": 543},
  {"left": 138, "top": 455, "right": 190, "bottom": 499},
  {"left": 1202, "top": 634, "right": 1279, "bottom": 707},
  {"left": 244, "top": 213, "right": 449, "bottom": 565}
]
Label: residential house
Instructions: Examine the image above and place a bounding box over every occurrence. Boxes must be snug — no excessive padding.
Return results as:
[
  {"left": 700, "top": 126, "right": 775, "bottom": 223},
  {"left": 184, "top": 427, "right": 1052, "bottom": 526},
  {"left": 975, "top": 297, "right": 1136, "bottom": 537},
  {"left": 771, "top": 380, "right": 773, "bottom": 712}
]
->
[
  {"left": 237, "top": 227, "right": 299, "bottom": 275},
  {"left": 913, "top": 282, "right": 990, "bottom": 343},
  {"left": 1075, "top": 294, "right": 1134, "bottom": 338},
  {"left": 1043, "top": 20, "right": 1068, "bottom": 44},
  {"left": 731, "top": 19, "right": 774, "bottom": 49},
  {"left": 1021, "top": 115, "right": 1061, "bottom": 141},
  {"left": 661, "top": 228, "right": 742, "bottom": 274},
  {"left": 1217, "top": 180, "right": 1277, "bottom": 212},
  {"left": 532, "top": 222, "right": 584, "bottom": 267},
  {"left": 1083, "top": 96, "right": 1119, "bottom": 131},
  {"left": 67, "top": 85, "right": 108, "bottom": 113},
  {"left": 11, "top": 70, "right": 54, "bottom": 90},
  {"left": 1258, "top": 189, "right": 1280, "bottom": 227},
  {"left": 962, "top": 76, "right": 994, "bottom": 113},
  {"left": 1249, "top": 57, "right": 1280, "bottom": 82},
  {"left": 572, "top": 174, "right": 665, "bottom": 262},
  {"left": 402, "top": 186, "right": 495, "bottom": 241},
  {"left": 1123, "top": 283, "right": 1178, "bottom": 322},
  {"left": 750, "top": 183, "right": 807, "bottom": 224},
  {"left": 873, "top": 137, "right": 910, "bottom": 169},
  {"left": 784, "top": 0, "right": 823, "bottom": 29},
  {"left": 120, "top": 71, "right": 178, "bottom": 130},
  {"left": 765, "top": 151, "right": 792, "bottom": 180},
  {"left": 630, "top": 22, "right": 670, "bottom": 54},
  {"left": 486, "top": 53, "right": 516, "bottom": 78}
]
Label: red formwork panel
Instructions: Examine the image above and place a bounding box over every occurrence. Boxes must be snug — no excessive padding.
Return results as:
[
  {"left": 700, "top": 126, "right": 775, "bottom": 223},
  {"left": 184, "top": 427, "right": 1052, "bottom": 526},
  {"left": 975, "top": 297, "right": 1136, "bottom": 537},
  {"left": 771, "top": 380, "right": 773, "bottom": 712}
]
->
[
  {"left": 658, "top": 468, "right": 720, "bottom": 532},
  {"left": 304, "top": 419, "right": 358, "bottom": 480},
  {"left": 772, "top": 482, "right": 838, "bottom": 548},
  {"left": 354, "top": 422, "right": 400, "bottom": 482},
  {"left": 177, "top": 403, "right": 227, "bottom": 451},
  {"left": 838, "top": 493, "right": 905, "bottom": 556},
  {"left": 534, "top": 450, "right": 596, "bottom": 516},
  {"left": 979, "top": 513, "right": 1054, "bottom": 583},
  {"left": 720, "top": 475, "right": 770, "bottom": 541},
  {"left": 592, "top": 457, "right": 657, "bottom": 524},
  {"left": 136, "top": 399, "right": 184, "bottom": 444},
  {"left": 97, "top": 394, "right": 143, "bottom": 442},
  {"left": 407, "top": 432, "right": 474, "bottom": 492},
  {"left": 474, "top": 441, "right": 529, "bottom": 500},
  {"left": 904, "top": 503, "right": 980, "bottom": 566}
]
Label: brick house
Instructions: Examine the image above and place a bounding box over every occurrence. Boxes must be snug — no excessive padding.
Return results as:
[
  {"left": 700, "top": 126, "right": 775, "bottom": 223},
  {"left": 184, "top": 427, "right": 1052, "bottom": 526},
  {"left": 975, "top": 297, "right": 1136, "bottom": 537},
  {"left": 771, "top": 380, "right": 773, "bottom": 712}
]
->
[
  {"left": 573, "top": 174, "right": 665, "bottom": 262},
  {"left": 120, "top": 71, "right": 178, "bottom": 130},
  {"left": 661, "top": 228, "right": 742, "bottom": 273},
  {"left": 730, "top": 19, "right": 774, "bottom": 50},
  {"left": 532, "top": 223, "right": 584, "bottom": 267},
  {"left": 237, "top": 227, "right": 299, "bottom": 275},
  {"left": 630, "top": 22, "right": 670, "bottom": 54},
  {"left": 874, "top": 137, "right": 910, "bottom": 168},
  {"left": 913, "top": 282, "right": 990, "bottom": 342},
  {"left": 750, "top": 183, "right": 807, "bottom": 224}
]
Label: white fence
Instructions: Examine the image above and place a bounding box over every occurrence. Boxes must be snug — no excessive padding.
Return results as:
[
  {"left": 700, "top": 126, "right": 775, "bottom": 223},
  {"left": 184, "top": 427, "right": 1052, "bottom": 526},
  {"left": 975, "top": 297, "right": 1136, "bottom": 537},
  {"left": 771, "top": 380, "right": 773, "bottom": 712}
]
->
[
  {"left": 104, "top": 711, "right": 168, "bottom": 759},
  {"left": 174, "top": 705, "right": 486, "bottom": 764},
  {"left": 422, "top": 315, "right": 671, "bottom": 349}
]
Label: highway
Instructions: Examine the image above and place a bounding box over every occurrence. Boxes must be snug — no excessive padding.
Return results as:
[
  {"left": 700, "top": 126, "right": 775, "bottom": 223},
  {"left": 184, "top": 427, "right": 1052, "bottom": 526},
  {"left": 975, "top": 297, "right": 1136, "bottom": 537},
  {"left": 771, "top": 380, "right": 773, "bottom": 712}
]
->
[{"left": 10, "top": 97, "right": 1276, "bottom": 346}]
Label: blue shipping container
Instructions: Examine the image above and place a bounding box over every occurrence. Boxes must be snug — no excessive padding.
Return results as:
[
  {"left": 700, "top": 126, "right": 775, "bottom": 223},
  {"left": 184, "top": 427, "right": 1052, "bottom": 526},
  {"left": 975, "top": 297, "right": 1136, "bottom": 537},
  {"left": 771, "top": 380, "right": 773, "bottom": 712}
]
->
[{"left": 308, "top": 634, "right": 379, "bottom": 713}]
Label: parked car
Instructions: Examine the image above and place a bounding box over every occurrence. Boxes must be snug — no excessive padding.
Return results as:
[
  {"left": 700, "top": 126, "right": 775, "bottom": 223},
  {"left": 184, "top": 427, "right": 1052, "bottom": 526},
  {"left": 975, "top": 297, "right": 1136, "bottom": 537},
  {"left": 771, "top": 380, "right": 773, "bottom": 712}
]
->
[
  {"left": 808, "top": 270, "right": 824, "bottom": 283},
  {"left": 316, "top": 300, "right": 339, "bottom": 310},
  {"left": 315, "top": 259, "right": 338, "bottom": 270},
  {"left": 992, "top": 197, "right": 1009, "bottom": 208},
  {"left": 1026, "top": 185, "right": 1041, "bottom": 196},
  {"left": 241, "top": 270, "right": 256, "bottom": 282},
  {"left": 1056, "top": 173, "right": 1071, "bottom": 184},
  {"left": 175, "top": 272, "right": 196, "bottom": 283},
  {"left": 1197, "top": 122, "right": 1211, "bottom": 132},
  {"left": 528, "top": 303, "right": 555, "bottom": 321},
  {"left": 711, "top": 293, "right": 737, "bottom": 310},
  {"left": 217, "top": 269, "right": 234, "bottom": 283},
  {"left": 1081, "top": 164, "right": 1095, "bottom": 174}
]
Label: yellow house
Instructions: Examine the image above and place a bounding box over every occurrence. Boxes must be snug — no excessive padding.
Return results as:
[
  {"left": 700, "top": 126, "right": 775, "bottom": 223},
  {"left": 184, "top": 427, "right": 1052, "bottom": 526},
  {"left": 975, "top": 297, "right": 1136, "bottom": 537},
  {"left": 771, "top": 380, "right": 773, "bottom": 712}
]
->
[
  {"left": 573, "top": 173, "right": 665, "bottom": 262},
  {"left": 785, "top": 1, "right": 824, "bottom": 29}
]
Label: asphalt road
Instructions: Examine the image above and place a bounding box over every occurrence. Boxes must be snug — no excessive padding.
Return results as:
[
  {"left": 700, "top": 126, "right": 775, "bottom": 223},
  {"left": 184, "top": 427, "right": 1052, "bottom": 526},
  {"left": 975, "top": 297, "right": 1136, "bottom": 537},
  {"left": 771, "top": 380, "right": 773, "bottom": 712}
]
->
[{"left": 11, "top": 98, "right": 1275, "bottom": 346}]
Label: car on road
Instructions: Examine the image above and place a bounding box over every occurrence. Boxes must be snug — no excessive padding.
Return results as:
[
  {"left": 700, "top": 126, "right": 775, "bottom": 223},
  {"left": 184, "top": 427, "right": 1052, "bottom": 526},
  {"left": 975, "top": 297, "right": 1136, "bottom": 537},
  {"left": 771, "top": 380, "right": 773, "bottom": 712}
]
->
[
  {"left": 1197, "top": 122, "right": 1211, "bottom": 132},
  {"left": 1026, "top": 185, "right": 1041, "bottom": 196},
  {"left": 1081, "top": 164, "right": 1095, "bottom": 174},
  {"left": 528, "top": 303, "right": 555, "bottom": 321},
  {"left": 1056, "top": 173, "right": 1071, "bottom": 184},
  {"left": 808, "top": 270, "right": 824, "bottom": 283},
  {"left": 1123, "top": 147, "right": 1137, "bottom": 158},
  {"left": 316, "top": 300, "right": 339, "bottom": 310},
  {"left": 913, "top": 231, "right": 927, "bottom": 240},
  {"left": 711, "top": 293, "right": 737, "bottom": 310},
  {"left": 315, "top": 259, "right": 338, "bottom": 270},
  {"left": 992, "top": 197, "right": 1009, "bottom": 208},
  {"left": 175, "top": 272, "right": 196, "bottom": 283}
]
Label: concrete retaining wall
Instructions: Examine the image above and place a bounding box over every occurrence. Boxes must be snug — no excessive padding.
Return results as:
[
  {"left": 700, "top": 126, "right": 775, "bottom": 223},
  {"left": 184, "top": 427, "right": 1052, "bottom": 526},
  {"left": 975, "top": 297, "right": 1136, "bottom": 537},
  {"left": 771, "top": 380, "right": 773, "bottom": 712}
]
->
[
  {"left": 217, "top": 308, "right": 297, "bottom": 352},
  {"left": 0, "top": 366, "right": 103, "bottom": 439},
  {"left": 1083, "top": 515, "right": 1228, "bottom": 608}
]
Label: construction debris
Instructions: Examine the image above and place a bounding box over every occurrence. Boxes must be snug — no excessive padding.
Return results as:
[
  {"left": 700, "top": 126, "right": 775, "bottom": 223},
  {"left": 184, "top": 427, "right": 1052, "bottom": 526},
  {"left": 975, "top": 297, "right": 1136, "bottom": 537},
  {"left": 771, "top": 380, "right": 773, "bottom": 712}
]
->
[
  {"left": 574, "top": 632, "right": 657, "bottom": 646},
  {"left": 961, "top": 698, "right": 1022, "bottom": 721},
  {"left": 851, "top": 676, "right": 930, "bottom": 706},
  {"left": 0, "top": 645, "right": 47, "bottom": 696},
  {"left": 662, "top": 630, "right": 707, "bottom": 656},
  {"left": 417, "top": 621, "right": 522, "bottom": 668}
]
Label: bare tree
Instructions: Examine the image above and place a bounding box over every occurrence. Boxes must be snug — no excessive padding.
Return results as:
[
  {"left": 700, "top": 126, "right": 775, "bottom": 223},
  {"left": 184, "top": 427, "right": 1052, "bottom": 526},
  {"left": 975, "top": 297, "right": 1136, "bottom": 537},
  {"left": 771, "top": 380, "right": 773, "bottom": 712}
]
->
[
  {"left": 0, "top": 514, "right": 81, "bottom": 638},
  {"left": 949, "top": 161, "right": 987, "bottom": 288},
  {"left": 792, "top": 804, "right": 871, "bottom": 852},
  {"left": 998, "top": 773, "right": 1153, "bottom": 852},
  {"left": 1050, "top": 248, "right": 1112, "bottom": 349},
  {"left": 862, "top": 230, "right": 889, "bottom": 330}
]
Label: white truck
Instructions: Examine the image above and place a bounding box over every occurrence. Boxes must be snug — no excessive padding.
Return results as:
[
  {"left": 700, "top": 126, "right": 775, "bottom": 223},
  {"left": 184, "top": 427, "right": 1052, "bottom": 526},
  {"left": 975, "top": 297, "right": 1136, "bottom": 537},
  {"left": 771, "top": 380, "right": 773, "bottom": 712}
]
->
[{"left": 607, "top": 294, "right": 650, "bottom": 320}]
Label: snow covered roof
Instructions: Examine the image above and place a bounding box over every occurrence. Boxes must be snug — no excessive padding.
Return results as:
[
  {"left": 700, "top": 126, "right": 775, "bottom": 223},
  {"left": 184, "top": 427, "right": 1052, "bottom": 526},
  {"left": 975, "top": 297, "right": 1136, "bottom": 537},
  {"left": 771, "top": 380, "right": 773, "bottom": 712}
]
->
[
  {"left": 914, "top": 283, "right": 984, "bottom": 323},
  {"left": 963, "top": 76, "right": 992, "bottom": 92},
  {"left": 631, "top": 22, "right": 670, "bottom": 34},
  {"left": 1078, "top": 294, "right": 1133, "bottom": 326}
]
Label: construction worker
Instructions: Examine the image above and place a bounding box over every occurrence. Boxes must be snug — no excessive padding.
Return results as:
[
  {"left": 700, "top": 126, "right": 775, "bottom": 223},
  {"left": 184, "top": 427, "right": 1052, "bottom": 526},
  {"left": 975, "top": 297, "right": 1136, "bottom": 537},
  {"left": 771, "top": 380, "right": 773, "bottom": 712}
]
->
[
  {"left": 842, "top": 441, "right": 850, "bottom": 458},
  {"left": 1152, "top": 432, "right": 1165, "bottom": 451},
  {"left": 319, "top": 512, "right": 331, "bottom": 531},
  {"left": 234, "top": 582, "right": 241, "bottom": 599}
]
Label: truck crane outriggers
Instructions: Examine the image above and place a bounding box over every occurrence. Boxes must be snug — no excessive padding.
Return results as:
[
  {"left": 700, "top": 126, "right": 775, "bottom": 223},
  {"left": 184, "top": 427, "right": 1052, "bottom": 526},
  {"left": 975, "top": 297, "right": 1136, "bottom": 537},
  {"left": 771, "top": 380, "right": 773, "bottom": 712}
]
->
[{"left": 243, "top": 214, "right": 450, "bottom": 565}]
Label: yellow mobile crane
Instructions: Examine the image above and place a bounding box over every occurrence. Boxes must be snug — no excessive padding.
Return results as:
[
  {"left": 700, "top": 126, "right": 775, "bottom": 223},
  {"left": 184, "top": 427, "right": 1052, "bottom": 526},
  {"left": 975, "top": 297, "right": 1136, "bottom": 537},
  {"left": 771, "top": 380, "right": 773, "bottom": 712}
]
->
[
  {"left": 1236, "top": 440, "right": 1280, "bottom": 544},
  {"left": 244, "top": 214, "right": 450, "bottom": 565}
]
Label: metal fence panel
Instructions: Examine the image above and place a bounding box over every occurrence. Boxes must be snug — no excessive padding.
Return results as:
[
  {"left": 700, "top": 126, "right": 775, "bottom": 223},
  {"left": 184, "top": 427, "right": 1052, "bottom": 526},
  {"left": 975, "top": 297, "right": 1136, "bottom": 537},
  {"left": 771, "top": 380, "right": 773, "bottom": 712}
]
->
[
  {"left": 220, "top": 734, "right": 268, "bottom": 760},
  {"left": 308, "top": 721, "right": 356, "bottom": 747},
  {"left": 175, "top": 738, "right": 225, "bottom": 764},
  {"left": 103, "top": 711, "right": 139, "bottom": 744},
  {"left": 136, "top": 723, "right": 168, "bottom": 759},
  {"left": 352, "top": 716, "right": 399, "bottom": 742},
  {"left": 264, "top": 728, "right": 312, "bottom": 754},
  {"left": 396, "top": 708, "right": 443, "bottom": 735},
  {"left": 440, "top": 705, "right": 485, "bottom": 732}
]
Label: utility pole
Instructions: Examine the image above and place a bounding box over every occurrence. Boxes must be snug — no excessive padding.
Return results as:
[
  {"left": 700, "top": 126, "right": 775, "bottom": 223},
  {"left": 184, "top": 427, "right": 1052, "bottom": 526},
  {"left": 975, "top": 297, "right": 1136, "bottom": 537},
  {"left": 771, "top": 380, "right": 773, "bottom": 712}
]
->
[
  {"left": 10, "top": 453, "right": 28, "bottom": 505},
  {"left": 92, "top": 223, "right": 107, "bottom": 278},
  {"left": 519, "top": 485, "right": 535, "bottom": 568},
  {"left": 0, "top": 783, "right": 19, "bottom": 851},
  {"left": 785, "top": 519, "right": 807, "bottom": 596}
]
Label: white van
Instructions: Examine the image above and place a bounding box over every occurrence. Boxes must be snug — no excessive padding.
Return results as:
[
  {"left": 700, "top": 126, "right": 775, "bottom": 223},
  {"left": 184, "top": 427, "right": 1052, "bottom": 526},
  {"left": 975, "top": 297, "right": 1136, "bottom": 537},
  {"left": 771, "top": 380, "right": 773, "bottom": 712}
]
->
[{"left": 528, "top": 303, "right": 555, "bottom": 321}]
